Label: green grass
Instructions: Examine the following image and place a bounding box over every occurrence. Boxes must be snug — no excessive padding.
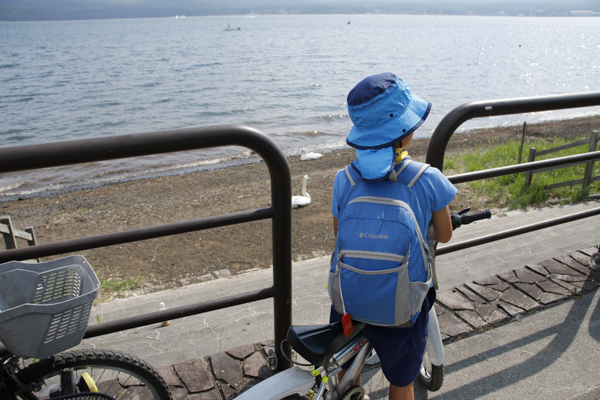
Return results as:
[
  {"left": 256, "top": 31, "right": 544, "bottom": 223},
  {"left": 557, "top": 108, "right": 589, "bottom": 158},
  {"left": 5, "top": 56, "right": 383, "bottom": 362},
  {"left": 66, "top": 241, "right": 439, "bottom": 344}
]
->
[
  {"left": 100, "top": 275, "right": 145, "bottom": 294},
  {"left": 92, "top": 265, "right": 146, "bottom": 301},
  {"left": 445, "top": 136, "right": 600, "bottom": 210},
  {"left": 86, "top": 263, "right": 147, "bottom": 307}
]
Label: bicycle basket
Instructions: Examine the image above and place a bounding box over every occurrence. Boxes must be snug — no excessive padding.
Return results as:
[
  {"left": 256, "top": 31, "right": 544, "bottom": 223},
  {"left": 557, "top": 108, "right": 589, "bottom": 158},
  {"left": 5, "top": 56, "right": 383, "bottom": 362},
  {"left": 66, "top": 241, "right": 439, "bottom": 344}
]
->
[{"left": 0, "top": 255, "right": 100, "bottom": 359}]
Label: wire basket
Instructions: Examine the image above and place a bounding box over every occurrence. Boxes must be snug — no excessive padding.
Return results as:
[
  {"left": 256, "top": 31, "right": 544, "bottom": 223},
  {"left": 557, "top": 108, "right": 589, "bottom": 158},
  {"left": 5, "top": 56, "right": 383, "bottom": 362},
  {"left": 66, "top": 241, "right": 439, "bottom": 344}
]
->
[{"left": 0, "top": 255, "right": 100, "bottom": 359}]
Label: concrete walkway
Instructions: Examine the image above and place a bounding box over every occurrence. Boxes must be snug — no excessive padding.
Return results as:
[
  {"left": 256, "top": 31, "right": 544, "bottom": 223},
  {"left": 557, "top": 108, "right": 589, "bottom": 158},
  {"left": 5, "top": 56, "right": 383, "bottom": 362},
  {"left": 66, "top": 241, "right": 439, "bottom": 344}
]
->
[{"left": 79, "top": 200, "right": 600, "bottom": 399}]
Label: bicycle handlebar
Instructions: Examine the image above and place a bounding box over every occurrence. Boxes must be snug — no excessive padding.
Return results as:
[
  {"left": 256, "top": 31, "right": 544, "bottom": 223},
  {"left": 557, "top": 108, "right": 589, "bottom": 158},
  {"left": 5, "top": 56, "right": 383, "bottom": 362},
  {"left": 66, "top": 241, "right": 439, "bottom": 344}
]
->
[{"left": 451, "top": 208, "right": 492, "bottom": 230}]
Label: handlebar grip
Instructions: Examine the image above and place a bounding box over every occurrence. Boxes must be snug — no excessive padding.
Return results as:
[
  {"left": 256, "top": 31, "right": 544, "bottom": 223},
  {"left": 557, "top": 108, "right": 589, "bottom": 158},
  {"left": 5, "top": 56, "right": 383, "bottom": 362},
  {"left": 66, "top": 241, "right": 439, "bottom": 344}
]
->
[
  {"left": 451, "top": 209, "right": 492, "bottom": 230},
  {"left": 460, "top": 210, "right": 492, "bottom": 225}
]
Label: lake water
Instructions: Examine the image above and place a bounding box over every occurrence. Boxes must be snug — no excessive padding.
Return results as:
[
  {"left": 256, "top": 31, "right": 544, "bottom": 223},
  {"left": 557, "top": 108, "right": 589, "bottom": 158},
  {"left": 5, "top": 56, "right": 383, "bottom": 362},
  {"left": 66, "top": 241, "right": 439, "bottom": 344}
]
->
[{"left": 1, "top": 14, "right": 599, "bottom": 199}]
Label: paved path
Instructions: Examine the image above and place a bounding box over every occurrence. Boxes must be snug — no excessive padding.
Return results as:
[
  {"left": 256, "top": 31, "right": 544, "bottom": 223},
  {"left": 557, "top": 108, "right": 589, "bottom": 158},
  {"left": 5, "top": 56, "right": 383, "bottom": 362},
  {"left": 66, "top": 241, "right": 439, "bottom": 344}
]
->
[{"left": 369, "top": 288, "right": 600, "bottom": 400}]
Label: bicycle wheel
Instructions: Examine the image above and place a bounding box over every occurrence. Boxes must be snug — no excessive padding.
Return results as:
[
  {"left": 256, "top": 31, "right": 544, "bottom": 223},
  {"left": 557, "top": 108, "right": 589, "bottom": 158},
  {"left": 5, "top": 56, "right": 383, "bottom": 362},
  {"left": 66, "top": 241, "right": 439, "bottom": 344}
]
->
[
  {"left": 417, "top": 349, "right": 444, "bottom": 392},
  {"left": 15, "top": 349, "right": 172, "bottom": 400}
]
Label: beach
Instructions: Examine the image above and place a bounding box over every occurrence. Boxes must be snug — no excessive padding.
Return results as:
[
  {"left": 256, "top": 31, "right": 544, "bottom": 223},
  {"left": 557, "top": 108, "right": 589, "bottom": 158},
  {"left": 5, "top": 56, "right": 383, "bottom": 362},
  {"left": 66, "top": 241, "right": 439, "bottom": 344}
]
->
[{"left": 1, "top": 116, "right": 599, "bottom": 300}]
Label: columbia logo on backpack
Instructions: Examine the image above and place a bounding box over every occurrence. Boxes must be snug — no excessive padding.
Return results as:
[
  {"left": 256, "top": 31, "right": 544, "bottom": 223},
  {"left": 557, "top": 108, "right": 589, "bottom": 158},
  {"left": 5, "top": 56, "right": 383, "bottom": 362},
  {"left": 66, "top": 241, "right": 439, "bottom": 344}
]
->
[
  {"left": 360, "top": 232, "right": 389, "bottom": 239},
  {"left": 328, "top": 159, "right": 432, "bottom": 326}
]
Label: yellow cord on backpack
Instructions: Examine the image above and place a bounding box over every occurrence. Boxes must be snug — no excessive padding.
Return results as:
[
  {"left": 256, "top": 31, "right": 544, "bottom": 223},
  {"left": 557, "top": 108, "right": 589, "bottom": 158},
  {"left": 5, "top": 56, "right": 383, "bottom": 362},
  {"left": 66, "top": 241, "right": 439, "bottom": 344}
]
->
[{"left": 395, "top": 148, "right": 409, "bottom": 165}]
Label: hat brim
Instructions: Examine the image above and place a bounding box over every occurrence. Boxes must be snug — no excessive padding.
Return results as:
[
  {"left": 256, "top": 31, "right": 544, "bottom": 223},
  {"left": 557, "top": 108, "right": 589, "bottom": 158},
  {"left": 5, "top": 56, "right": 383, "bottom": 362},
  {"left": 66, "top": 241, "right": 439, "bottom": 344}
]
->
[{"left": 354, "top": 146, "right": 396, "bottom": 181}]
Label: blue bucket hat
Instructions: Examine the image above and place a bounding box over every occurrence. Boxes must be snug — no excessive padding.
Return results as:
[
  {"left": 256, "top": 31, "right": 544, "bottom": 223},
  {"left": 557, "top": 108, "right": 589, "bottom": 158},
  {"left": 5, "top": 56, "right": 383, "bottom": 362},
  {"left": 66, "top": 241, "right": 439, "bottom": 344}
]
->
[{"left": 347, "top": 73, "right": 431, "bottom": 181}]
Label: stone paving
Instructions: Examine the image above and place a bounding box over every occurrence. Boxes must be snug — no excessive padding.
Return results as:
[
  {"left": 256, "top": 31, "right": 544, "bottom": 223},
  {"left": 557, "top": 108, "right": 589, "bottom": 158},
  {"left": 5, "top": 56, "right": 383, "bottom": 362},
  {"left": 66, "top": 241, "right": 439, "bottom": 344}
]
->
[
  {"left": 157, "top": 341, "right": 278, "bottom": 400},
  {"left": 155, "top": 246, "right": 599, "bottom": 400},
  {"left": 435, "top": 247, "right": 599, "bottom": 341}
]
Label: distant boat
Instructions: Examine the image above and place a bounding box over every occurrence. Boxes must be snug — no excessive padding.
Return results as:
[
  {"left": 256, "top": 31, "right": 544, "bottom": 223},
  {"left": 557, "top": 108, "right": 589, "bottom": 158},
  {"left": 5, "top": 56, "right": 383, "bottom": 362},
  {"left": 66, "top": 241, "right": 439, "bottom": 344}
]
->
[{"left": 225, "top": 24, "right": 241, "bottom": 31}]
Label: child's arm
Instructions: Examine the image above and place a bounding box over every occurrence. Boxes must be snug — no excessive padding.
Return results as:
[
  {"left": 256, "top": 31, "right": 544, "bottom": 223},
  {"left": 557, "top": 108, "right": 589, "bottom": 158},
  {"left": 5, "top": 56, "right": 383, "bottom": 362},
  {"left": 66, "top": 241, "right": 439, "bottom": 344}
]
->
[
  {"left": 431, "top": 206, "right": 453, "bottom": 243},
  {"left": 333, "top": 216, "right": 339, "bottom": 237}
]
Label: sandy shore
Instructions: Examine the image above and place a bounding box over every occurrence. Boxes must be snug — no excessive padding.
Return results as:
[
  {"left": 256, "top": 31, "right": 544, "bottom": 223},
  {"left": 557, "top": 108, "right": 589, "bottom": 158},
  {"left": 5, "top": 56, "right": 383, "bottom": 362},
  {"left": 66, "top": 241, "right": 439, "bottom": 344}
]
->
[{"left": 1, "top": 115, "right": 599, "bottom": 299}]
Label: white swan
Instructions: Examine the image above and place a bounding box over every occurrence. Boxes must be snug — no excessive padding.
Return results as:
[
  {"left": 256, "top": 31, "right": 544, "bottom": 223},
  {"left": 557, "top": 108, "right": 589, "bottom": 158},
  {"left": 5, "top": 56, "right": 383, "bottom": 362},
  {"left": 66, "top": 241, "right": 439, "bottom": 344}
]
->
[
  {"left": 292, "top": 175, "right": 311, "bottom": 208},
  {"left": 300, "top": 148, "right": 323, "bottom": 161}
]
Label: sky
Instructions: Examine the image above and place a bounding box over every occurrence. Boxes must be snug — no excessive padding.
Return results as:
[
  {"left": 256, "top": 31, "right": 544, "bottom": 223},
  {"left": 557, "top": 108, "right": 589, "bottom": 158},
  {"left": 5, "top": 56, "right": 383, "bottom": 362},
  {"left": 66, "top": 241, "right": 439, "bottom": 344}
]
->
[{"left": 1, "top": 0, "right": 598, "bottom": 21}]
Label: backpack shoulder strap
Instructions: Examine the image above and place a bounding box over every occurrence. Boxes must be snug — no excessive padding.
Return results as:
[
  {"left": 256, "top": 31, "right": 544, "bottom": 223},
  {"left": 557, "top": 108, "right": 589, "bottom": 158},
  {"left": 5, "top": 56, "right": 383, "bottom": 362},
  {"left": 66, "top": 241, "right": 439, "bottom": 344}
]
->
[
  {"left": 344, "top": 159, "right": 428, "bottom": 188},
  {"left": 390, "top": 159, "right": 429, "bottom": 187},
  {"left": 344, "top": 162, "right": 364, "bottom": 187}
]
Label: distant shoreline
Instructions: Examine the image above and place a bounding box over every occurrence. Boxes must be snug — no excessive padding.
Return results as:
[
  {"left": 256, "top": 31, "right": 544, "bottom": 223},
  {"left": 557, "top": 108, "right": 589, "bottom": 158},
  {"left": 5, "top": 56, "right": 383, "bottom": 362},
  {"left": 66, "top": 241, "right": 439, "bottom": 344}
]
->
[
  {"left": 2, "top": 114, "right": 599, "bottom": 203},
  {"left": 0, "top": 11, "right": 600, "bottom": 22}
]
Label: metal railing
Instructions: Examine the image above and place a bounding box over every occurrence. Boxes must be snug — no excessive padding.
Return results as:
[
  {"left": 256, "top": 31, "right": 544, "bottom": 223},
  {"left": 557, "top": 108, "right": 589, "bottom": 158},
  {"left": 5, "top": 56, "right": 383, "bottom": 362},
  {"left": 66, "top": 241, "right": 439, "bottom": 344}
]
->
[
  {"left": 0, "top": 125, "right": 294, "bottom": 369},
  {"left": 1, "top": 92, "right": 599, "bottom": 367},
  {"left": 426, "top": 92, "right": 600, "bottom": 256}
]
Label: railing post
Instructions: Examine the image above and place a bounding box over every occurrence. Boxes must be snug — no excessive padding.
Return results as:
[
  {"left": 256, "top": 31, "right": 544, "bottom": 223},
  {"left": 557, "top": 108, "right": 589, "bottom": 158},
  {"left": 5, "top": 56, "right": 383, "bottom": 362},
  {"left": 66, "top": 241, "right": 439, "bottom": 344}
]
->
[
  {"left": 0, "top": 217, "right": 17, "bottom": 250},
  {"left": 583, "top": 130, "right": 598, "bottom": 191},
  {"left": 518, "top": 122, "right": 527, "bottom": 164},
  {"left": 524, "top": 148, "right": 537, "bottom": 189},
  {"left": 270, "top": 168, "right": 293, "bottom": 371}
]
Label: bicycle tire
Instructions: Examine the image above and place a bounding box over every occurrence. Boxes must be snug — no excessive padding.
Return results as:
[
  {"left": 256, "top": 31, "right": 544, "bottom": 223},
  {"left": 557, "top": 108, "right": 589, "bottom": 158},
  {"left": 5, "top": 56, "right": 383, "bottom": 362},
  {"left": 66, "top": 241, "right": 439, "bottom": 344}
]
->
[
  {"left": 340, "top": 385, "right": 366, "bottom": 400},
  {"left": 417, "top": 349, "right": 444, "bottom": 392},
  {"left": 15, "top": 349, "right": 172, "bottom": 400}
]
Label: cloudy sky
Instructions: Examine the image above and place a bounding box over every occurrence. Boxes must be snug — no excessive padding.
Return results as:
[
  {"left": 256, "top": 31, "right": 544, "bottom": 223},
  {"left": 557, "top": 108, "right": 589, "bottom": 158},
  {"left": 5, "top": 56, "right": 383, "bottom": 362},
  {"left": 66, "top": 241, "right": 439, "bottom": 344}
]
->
[{"left": 1, "top": 0, "right": 597, "bottom": 21}]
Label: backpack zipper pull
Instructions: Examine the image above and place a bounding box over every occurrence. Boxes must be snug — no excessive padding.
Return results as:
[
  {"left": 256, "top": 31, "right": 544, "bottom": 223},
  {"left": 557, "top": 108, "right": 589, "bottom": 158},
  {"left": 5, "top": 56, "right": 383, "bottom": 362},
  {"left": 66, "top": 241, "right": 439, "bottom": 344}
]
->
[{"left": 342, "top": 313, "right": 354, "bottom": 337}]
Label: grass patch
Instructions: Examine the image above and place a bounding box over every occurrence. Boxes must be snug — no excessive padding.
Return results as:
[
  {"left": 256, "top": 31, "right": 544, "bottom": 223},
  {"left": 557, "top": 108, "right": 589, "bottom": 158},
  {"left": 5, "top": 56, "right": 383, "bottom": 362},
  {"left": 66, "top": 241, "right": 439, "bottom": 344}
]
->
[
  {"left": 100, "top": 275, "right": 145, "bottom": 293},
  {"left": 94, "top": 269, "right": 146, "bottom": 301},
  {"left": 446, "top": 136, "right": 599, "bottom": 210}
]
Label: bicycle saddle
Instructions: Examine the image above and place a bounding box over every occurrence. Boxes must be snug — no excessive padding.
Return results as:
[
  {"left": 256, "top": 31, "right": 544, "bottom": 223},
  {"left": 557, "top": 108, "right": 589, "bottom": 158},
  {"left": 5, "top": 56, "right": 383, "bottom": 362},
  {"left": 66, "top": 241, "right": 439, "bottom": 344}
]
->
[{"left": 286, "top": 320, "right": 365, "bottom": 366}]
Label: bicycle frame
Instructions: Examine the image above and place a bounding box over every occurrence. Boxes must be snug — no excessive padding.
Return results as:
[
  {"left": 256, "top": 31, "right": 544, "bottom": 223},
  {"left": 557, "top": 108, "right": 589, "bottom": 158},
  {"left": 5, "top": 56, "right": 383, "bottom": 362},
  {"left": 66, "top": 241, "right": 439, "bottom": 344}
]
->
[
  {"left": 327, "top": 333, "right": 373, "bottom": 399},
  {"left": 237, "top": 313, "right": 444, "bottom": 400},
  {"left": 236, "top": 331, "right": 372, "bottom": 400}
]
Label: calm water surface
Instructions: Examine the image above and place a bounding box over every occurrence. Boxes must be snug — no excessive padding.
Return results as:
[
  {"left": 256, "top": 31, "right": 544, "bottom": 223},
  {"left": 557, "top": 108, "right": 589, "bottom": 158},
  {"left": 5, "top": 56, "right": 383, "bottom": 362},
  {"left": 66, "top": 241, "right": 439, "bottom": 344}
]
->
[{"left": 1, "top": 14, "right": 599, "bottom": 198}]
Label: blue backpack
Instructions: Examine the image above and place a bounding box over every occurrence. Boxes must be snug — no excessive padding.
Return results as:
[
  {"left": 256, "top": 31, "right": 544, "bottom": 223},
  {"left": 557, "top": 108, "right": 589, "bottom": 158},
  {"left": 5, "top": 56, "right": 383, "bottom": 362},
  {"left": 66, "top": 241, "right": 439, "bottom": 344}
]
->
[{"left": 329, "top": 159, "right": 432, "bottom": 326}]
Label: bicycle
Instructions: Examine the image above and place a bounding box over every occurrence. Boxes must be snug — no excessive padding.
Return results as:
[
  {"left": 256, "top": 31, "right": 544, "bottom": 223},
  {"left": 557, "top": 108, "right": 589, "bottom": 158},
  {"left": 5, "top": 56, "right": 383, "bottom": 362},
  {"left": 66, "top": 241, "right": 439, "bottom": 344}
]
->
[
  {"left": 0, "top": 255, "right": 173, "bottom": 400},
  {"left": 237, "top": 208, "right": 492, "bottom": 399}
]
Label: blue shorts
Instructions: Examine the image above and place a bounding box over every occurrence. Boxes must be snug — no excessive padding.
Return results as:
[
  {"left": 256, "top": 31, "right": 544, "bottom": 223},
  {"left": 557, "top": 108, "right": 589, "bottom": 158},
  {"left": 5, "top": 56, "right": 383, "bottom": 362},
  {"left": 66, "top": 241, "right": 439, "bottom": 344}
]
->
[{"left": 329, "top": 288, "right": 435, "bottom": 388}]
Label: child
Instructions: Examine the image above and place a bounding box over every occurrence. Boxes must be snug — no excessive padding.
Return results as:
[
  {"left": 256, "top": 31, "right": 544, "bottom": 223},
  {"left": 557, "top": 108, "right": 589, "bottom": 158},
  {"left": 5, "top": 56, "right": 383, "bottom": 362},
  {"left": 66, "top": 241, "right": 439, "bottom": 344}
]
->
[{"left": 330, "top": 73, "right": 456, "bottom": 400}]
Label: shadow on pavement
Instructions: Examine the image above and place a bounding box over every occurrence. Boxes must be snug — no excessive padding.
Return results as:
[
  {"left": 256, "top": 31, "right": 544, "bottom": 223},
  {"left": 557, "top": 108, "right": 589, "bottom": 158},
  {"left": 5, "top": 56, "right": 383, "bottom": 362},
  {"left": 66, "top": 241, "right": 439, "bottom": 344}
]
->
[{"left": 414, "top": 289, "right": 598, "bottom": 399}]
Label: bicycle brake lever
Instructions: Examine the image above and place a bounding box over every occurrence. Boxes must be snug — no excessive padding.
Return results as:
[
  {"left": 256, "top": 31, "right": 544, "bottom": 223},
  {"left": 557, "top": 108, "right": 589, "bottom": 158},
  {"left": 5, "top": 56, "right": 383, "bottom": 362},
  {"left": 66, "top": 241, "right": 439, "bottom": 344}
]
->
[{"left": 457, "top": 207, "right": 471, "bottom": 215}]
